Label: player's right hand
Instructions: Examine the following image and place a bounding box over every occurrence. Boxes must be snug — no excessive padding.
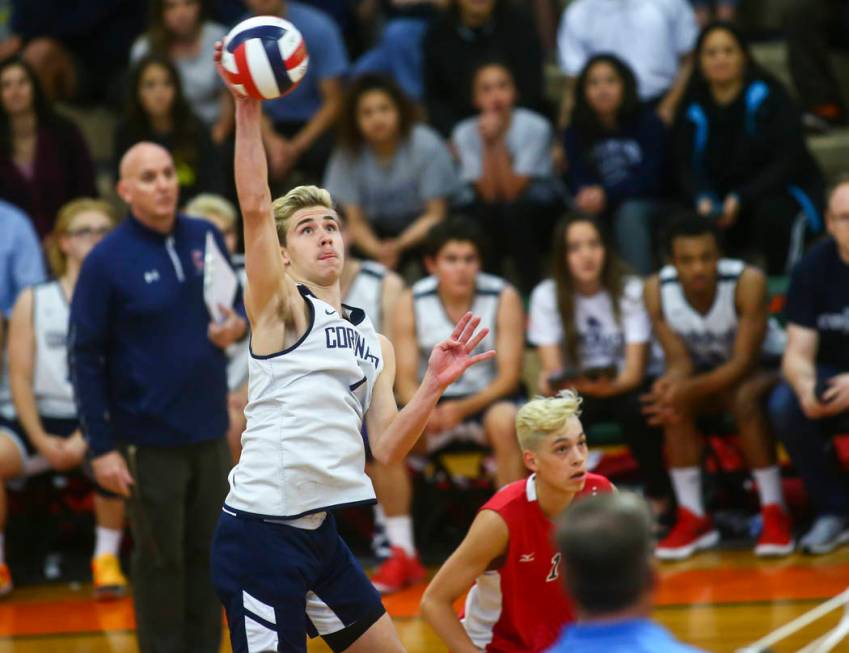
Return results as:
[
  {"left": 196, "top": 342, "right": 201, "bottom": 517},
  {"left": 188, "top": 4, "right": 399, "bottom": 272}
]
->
[
  {"left": 92, "top": 451, "right": 135, "bottom": 498},
  {"left": 38, "top": 435, "right": 83, "bottom": 472}
]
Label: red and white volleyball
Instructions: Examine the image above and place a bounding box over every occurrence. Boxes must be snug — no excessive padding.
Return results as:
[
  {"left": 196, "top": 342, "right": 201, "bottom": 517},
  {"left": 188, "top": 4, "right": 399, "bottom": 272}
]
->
[{"left": 222, "top": 16, "right": 309, "bottom": 100}]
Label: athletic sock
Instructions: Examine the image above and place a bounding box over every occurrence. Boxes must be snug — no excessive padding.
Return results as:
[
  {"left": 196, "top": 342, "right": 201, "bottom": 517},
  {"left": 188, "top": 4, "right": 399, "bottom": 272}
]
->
[
  {"left": 670, "top": 467, "right": 705, "bottom": 517},
  {"left": 384, "top": 515, "right": 416, "bottom": 557},
  {"left": 753, "top": 466, "right": 785, "bottom": 510},
  {"left": 93, "top": 527, "right": 123, "bottom": 559}
]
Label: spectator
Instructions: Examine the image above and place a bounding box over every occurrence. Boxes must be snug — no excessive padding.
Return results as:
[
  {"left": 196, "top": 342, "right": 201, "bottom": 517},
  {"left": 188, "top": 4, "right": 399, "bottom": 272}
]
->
[
  {"left": 672, "top": 22, "right": 824, "bottom": 275},
  {"left": 0, "top": 57, "right": 96, "bottom": 239},
  {"left": 8, "top": 0, "right": 146, "bottom": 103},
  {"left": 690, "top": 0, "right": 737, "bottom": 28},
  {"left": 421, "top": 390, "right": 614, "bottom": 653},
  {"left": 452, "top": 60, "right": 562, "bottom": 294},
  {"left": 547, "top": 492, "right": 707, "bottom": 653},
  {"left": 784, "top": 0, "right": 849, "bottom": 133},
  {"left": 768, "top": 177, "right": 849, "bottom": 555},
  {"left": 374, "top": 218, "right": 525, "bottom": 594},
  {"left": 352, "top": 0, "right": 448, "bottom": 101},
  {"left": 423, "top": 0, "right": 544, "bottom": 137},
  {"left": 131, "top": 0, "right": 233, "bottom": 144},
  {"left": 184, "top": 193, "right": 247, "bottom": 463},
  {"left": 557, "top": 0, "right": 698, "bottom": 125},
  {"left": 244, "top": 0, "right": 348, "bottom": 184},
  {"left": 115, "top": 55, "right": 226, "bottom": 205},
  {"left": 564, "top": 55, "right": 668, "bottom": 274},
  {"left": 528, "top": 215, "right": 672, "bottom": 520},
  {"left": 69, "top": 143, "right": 245, "bottom": 653},
  {"left": 3, "top": 199, "right": 127, "bottom": 600},
  {"left": 324, "top": 74, "right": 456, "bottom": 271},
  {"left": 642, "top": 215, "right": 792, "bottom": 560}
]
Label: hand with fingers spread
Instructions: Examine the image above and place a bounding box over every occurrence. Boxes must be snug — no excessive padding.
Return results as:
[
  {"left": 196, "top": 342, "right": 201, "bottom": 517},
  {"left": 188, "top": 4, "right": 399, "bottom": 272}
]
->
[{"left": 427, "top": 312, "right": 496, "bottom": 390}]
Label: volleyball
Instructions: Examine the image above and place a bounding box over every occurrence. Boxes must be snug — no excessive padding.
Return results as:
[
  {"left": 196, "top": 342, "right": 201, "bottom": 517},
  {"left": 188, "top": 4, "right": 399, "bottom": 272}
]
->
[{"left": 221, "top": 16, "right": 308, "bottom": 100}]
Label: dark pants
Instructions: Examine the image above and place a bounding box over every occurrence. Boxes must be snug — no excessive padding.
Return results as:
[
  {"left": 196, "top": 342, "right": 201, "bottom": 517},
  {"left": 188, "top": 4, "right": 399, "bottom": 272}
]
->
[
  {"left": 124, "top": 437, "right": 231, "bottom": 653},
  {"left": 581, "top": 388, "right": 672, "bottom": 501},
  {"left": 785, "top": 0, "right": 849, "bottom": 114},
  {"left": 768, "top": 367, "right": 849, "bottom": 517}
]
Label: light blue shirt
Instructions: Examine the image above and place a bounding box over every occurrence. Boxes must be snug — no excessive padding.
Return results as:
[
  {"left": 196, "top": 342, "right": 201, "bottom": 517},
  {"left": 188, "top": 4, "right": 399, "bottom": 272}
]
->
[
  {"left": 0, "top": 200, "right": 46, "bottom": 317},
  {"left": 257, "top": 1, "right": 349, "bottom": 123},
  {"left": 546, "top": 618, "right": 706, "bottom": 653}
]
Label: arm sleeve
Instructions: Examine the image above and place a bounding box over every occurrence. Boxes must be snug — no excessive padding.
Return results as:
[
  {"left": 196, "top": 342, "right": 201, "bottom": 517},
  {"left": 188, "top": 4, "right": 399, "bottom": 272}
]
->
[
  {"left": 527, "top": 281, "right": 564, "bottom": 346},
  {"left": 672, "top": 0, "right": 699, "bottom": 55},
  {"left": 68, "top": 252, "right": 116, "bottom": 456},
  {"left": 511, "top": 115, "right": 553, "bottom": 177},
  {"left": 323, "top": 150, "right": 360, "bottom": 205},
  {"left": 621, "top": 278, "right": 651, "bottom": 344},
  {"left": 417, "top": 131, "right": 458, "bottom": 200},
  {"left": 10, "top": 219, "right": 47, "bottom": 315},
  {"left": 451, "top": 121, "right": 483, "bottom": 184},
  {"left": 785, "top": 258, "right": 819, "bottom": 329}
]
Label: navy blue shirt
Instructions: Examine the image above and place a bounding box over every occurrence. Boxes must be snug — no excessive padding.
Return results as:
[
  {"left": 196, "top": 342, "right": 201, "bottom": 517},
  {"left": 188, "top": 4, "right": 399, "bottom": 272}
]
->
[
  {"left": 69, "top": 214, "right": 241, "bottom": 456},
  {"left": 786, "top": 238, "right": 849, "bottom": 370},
  {"left": 546, "top": 618, "right": 705, "bottom": 653}
]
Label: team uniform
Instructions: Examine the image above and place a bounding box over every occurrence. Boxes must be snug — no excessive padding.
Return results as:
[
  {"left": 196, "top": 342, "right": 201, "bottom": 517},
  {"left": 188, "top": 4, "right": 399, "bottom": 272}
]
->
[
  {"left": 412, "top": 273, "right": 506, "bottom": 451},
  {"left": 0, "top": 281, "right": 81, "bottom": 475},
  {"left": 463, "top": 473, "right": 615, "bottom": 652},
  {"left": 211, "top": 285, "right": 387, "bottom": 653},
  {"left": 659, "top": 258, "right": 784, "bottom": 369}
]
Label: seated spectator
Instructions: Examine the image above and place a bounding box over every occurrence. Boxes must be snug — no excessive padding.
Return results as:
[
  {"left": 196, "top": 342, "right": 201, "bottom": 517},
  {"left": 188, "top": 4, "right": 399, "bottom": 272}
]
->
[
  {"left": 4, "top": 1, "right": 145, "bottom": 103},
  {"left": 548, "top": 492, "right": 707, "bottom": 653},
  {"left": 114, "top": 55, "right": 226, "bottom": 204},
  {"left": 0, "top": 57, "right": 96, "bottom": 239},
  {"left": 452, "top": 61, "right": 561, "bottom": 294},
  {"left": 424, "top": 0, "right": 544, "bottom": 137},
  {"left": 3, "top": 199, "right": 127, "bottom": 599},
  {"left": 564, "top": 55, "right": 668, "bottom": 274},
  {"left": 421, "top": 390, "right": 614, "bottom": 653},
  {"left": 529, "top": 215, "right": 671, "bottom": 518},
  {"left": 557, "top": 0, "right": 698, "bottom": 125},
  {"left": 642, "top": 215, "right": 792, "bottom": 560},
  {"left": 784, "top": 0, "right": 849, "bottom": 133},
  {"left": 352, "top": 0, "right": 447, "bottom": 101},
  {"left": 244, "top": 0, "right": 348, "bottom": 184},
  {"left": 672, "top": 22, "right": 825, "bottom": 275},
  {"left": 324, "top": 74, "right": 455, "bottom": 271},
  {"left": 768, "top": 177, "right": 849, "bottom": 555},
  {"left": 131, "top": 0, "right": 233, "bottom": 143},
  {"left": 184, "top": 193, "right": 246, "bottom": 463},
  {"left": 371, "top": 218, "right": 525, "bottom": 594},
  {"left": 690, "top": 0, "right": 737, "bottom": 27}
]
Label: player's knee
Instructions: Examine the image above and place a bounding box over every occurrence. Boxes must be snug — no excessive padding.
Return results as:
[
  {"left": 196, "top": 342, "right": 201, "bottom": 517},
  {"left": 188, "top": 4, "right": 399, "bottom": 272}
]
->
[{"left": 732, "top": 381, "right": 768, "bottom": 421}]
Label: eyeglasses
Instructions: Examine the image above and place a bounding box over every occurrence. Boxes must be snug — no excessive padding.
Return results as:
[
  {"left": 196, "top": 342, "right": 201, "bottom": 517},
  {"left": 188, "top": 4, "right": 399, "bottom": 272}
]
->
[{"left": 66, "top": 226, "right": 112, "bottom": 239}]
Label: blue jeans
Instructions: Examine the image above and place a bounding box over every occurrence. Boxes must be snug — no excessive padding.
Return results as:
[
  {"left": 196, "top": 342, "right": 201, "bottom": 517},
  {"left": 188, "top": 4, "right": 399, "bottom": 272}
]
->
[
  {"left": 611, "top": 199, "right": 661, "bottom": 274},
  {"left": 768, "top": 367, "right": 849, "bottom": 517},
  {"left": 352, "top": 18, "right": 428, "bottom": 100}
]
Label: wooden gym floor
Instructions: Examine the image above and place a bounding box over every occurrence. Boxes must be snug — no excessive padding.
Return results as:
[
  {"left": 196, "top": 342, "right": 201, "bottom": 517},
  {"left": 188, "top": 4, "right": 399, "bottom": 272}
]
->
[{"left": 0, "top": 546, "right": 846, "bottom": 652}]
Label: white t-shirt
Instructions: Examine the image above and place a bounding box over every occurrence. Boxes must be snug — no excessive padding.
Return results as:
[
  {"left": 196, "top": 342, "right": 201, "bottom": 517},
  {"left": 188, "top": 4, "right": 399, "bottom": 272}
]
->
[
  {"left": 528, "top": 277, "right": 650, "bottom": 370},
  {"left": 557, "top": 0, "right": 698, "bottom": 100}
]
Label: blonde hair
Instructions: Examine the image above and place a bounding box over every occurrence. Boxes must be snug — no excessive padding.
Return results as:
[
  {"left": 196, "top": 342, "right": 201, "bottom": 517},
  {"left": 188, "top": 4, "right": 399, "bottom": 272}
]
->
[
  {"left": 47, "top": 198, "right": 116, "bottom": 277},
  {"left": 184, "top": 193, "right": 237, "bottom": 228},
  {"left": 271, "top": 185, "right": 334, "bottom": 245},
  {"left": 516, "top": 389, "right": 583, "bottom": 451}
]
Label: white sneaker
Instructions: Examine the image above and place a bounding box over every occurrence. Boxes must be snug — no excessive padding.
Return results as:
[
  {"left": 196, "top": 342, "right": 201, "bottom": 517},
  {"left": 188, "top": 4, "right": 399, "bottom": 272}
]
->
[{"left": 799, "top": 516, "right": 849, "bottom": 555}]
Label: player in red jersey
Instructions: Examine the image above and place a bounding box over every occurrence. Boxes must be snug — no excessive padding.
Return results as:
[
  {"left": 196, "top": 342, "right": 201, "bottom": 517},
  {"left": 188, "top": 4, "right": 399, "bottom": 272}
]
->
[{"left": 421, "top": 390, "right": 614, "bottom": 653}]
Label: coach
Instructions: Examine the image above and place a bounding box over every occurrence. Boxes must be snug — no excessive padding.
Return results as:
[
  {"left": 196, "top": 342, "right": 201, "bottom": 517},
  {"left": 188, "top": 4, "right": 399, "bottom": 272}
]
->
[{"left": 69, "top": 142, "right": 245, "bottom": 653}]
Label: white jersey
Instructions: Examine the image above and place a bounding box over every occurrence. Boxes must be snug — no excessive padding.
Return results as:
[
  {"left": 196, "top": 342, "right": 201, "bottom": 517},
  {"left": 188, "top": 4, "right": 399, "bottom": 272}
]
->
[
  {"left": 225, "top": 254, "right": 249, "bottom": 391},
  {"left": 344, "top": 260, "right": 386, "bottom": 333},
  {"left": 660, "top": 259, "right": 742, "bottom": 368},
  {"left": 412, "top": 273, "right": 503, "bottom": 398},
  {"left": 225, "top": 285, "right": 383, "bottom": 518},
  {"left": 32, "top": 282, "right": 76, "bottom": 418}
]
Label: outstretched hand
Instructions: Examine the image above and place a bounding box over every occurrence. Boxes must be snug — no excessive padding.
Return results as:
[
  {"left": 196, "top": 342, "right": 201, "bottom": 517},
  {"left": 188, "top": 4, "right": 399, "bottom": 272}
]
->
[
  {"left": 427, "top": 312, "right": 496, "bottom": 390},
  {"left": 213, "top": 40, "right": 258, "bottom": 105}
]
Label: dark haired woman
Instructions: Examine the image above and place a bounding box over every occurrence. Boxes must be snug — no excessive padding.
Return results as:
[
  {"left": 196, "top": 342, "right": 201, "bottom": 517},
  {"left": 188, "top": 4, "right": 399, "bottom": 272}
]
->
[
  {"left": 0, "top": 58, "right": 96, "bottom": 238},
  {"left": 564, "top": 54, "right": 668, "bottom": 274},
  {"left": 323, "top": 73, "right": 457, "bottom": 270},
  {"left": 528, "top": 214, "right": 672, "bottom": 517},
  {"left": 673, "top": 21, "right": 824, "bottom": 274},
  {"left": 131, "top": 0, "right": 232, "bottom": 143},
  {"left": 114, "top": 55, "right": 225, "bottom": 203}
]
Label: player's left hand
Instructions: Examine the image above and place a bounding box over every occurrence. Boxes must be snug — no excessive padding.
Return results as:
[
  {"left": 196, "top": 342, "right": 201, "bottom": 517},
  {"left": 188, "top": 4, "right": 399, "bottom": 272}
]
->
[
  {"left": 426, "top": 312, "right": 496, "bottom": 390},
  {"left": 208, "top": 305, "right": 247, "bottom": 349}
]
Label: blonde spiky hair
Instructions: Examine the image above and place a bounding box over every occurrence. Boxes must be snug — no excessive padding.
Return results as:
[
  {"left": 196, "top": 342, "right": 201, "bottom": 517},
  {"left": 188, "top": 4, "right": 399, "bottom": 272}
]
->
[
  {"left": 271, "top": 185, "right": 334, "bottom": 245},
  {"left": 516, "top": 389, "right": 583, "bottom": 451}
]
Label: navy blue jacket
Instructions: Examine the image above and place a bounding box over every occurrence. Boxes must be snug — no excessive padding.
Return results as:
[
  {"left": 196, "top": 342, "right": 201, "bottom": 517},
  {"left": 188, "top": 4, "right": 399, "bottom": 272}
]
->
[{"left": 69, "top": 214, "right": 242, "bottom": 456}]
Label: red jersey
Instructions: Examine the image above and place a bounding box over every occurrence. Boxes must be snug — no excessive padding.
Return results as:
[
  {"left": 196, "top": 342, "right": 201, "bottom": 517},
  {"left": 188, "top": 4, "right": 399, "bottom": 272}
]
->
[{"left": 462, "top": 473, "right": 614, "bottom": 653}]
